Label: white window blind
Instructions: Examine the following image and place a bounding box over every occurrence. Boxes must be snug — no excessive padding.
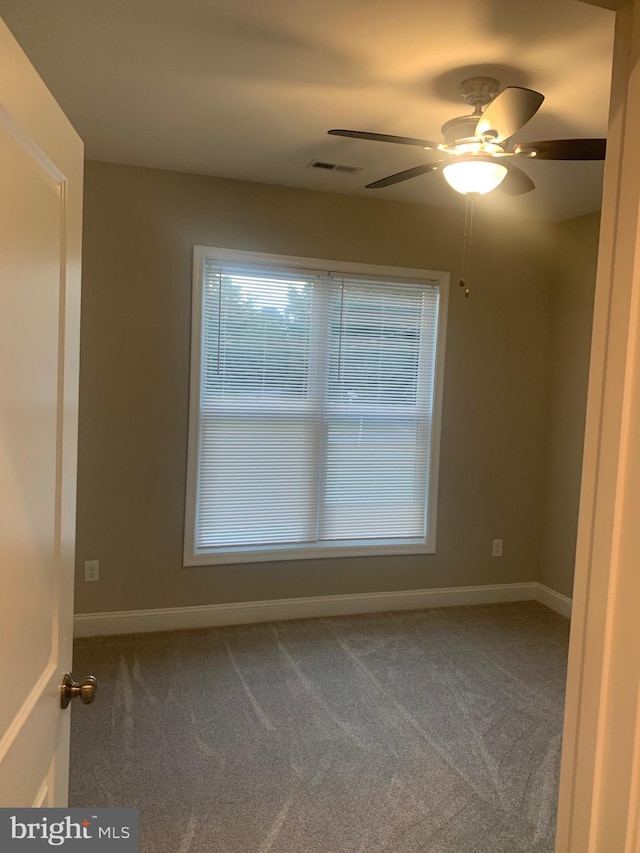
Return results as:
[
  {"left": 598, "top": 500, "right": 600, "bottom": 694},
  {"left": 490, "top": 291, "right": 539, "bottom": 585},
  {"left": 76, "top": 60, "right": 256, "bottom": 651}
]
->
[{"left": 185, "top": 248, "right": 447, "bottom": 565}]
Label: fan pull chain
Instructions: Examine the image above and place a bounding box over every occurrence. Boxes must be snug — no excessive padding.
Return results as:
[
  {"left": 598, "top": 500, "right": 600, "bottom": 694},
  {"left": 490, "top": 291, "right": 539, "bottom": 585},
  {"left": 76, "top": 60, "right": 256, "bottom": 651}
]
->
[{"left": 459, "top": 192, "right": 477, "bottom": 298}]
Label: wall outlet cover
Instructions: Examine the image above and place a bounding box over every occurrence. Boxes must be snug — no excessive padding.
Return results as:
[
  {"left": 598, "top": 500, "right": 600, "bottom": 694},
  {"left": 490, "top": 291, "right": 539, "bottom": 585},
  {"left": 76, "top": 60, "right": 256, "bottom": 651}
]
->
[{"left": 84, "top": 559, "right": 100, "bottom": 582}]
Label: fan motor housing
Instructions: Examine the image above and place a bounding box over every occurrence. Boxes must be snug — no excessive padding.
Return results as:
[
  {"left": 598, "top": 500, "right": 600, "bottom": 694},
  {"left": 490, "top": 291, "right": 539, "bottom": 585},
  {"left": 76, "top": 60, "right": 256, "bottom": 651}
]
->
[
  {"left": 441, "top": 76, "right": 501, "bottom": 147},
  {"left": 441, "top": 115, "right": 481, "bottom": 147}
]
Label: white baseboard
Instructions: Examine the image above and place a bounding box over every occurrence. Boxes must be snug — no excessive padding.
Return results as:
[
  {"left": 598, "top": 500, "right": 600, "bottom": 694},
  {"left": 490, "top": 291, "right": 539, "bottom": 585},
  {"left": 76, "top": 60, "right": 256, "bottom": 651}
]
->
[
  {"left": 535, "top": 582, "right": 573, "bottom": 618},
  {"left": 73, "top": 581, "right": 571, "bottom": 638}
]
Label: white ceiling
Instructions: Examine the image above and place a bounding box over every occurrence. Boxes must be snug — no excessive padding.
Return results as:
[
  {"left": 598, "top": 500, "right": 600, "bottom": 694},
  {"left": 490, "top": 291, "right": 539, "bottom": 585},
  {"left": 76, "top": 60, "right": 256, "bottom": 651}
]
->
[{"left": 0, "top": 0, "right": 615, "bottom": 221}]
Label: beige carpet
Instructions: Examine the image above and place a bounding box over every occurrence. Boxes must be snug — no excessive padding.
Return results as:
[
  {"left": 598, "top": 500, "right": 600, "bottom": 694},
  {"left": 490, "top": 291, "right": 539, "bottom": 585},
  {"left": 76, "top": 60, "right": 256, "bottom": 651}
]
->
[{"left": 70, "top": 601, "right": 569, "bottom": 852}]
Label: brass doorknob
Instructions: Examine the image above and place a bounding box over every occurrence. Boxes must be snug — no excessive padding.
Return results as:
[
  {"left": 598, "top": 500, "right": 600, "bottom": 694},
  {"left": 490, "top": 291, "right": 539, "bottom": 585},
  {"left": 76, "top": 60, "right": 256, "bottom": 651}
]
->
[{"left": 60, "top": 673, "right": 97, "bottom": 709}]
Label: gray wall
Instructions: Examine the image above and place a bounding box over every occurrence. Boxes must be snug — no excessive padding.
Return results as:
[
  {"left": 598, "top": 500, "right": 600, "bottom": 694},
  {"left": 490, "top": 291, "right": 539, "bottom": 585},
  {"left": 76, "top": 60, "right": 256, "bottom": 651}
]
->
[
  {"left": 541, "top": 212, "right": 599, "bottom": 597},
  {"left": 75, "top": 160, "right": 585, "bottom": 614}
]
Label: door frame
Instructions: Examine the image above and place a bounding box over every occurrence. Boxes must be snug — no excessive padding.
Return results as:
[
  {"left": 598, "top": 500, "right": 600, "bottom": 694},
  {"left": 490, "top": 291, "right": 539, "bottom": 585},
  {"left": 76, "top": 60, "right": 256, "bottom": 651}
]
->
[{"left": 557, "top": 1, "right": 640, "bottom": 849}]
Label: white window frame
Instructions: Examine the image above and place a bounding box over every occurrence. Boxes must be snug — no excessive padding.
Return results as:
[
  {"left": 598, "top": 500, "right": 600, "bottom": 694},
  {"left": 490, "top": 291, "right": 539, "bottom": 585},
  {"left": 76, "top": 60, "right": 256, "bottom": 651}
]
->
[{"left": 184, "top": 246, "right": 449, "bottom": 566}]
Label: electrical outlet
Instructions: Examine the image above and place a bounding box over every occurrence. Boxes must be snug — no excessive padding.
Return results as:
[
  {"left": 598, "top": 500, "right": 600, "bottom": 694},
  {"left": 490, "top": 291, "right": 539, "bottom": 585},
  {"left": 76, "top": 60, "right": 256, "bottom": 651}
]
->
[
  {"left": 84, "top": 559, "right": 100, "bottom": 582},
  {"left": 492, "top": 539, "right": 503, "bottom": 558}
]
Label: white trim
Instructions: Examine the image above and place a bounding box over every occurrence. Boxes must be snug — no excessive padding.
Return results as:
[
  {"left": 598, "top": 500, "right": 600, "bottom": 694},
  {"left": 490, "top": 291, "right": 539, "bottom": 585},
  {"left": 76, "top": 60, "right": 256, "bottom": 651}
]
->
[
  {"left": 191, "top": 246, "right": 447, "bottom": 283},
  {"left": 536, "top": 583, "right": 573, "bottom": 618},
  {"left": 184, "top": 246, "right": 449, "bottom": 567},
  {"left": 187, "top": 542, "right": 436, "bottom": 566},
  {"left": 556, "top": 4, "right": 640, "bottom": 850},
  {"left": 72, "top": 581, "right": 571, "bottom": 638},
  {"left": 182, "top": 247, "right": 204, "bottom": 567},
  {"left": 429, "top": 275, "right": 448, "bottom": 561}
]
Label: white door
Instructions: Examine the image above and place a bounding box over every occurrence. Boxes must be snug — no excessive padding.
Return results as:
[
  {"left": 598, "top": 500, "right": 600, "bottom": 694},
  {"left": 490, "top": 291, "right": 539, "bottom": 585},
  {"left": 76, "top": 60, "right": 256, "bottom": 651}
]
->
[{"left": 0, "top": 18, "right": 83, "bottom": 807}]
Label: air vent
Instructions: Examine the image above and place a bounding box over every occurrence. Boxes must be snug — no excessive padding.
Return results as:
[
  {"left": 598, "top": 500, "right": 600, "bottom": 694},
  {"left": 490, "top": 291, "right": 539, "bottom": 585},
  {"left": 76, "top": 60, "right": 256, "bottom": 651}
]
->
[{"left": 307, "top": 160, "right": 363, "bottom": 175}]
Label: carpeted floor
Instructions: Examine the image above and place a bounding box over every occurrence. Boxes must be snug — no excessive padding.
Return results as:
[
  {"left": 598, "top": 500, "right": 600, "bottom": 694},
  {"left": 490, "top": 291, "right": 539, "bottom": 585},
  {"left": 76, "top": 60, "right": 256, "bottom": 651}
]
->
[{"left": 70, "top": 601, "right": 569, "bottom": 852}]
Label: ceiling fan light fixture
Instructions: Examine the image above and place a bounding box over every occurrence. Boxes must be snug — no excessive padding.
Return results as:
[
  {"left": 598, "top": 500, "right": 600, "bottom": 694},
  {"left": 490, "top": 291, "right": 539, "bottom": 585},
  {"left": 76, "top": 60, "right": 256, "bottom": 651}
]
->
[{"left": 442, "top": 157, "right": 508, "bottom": 195}]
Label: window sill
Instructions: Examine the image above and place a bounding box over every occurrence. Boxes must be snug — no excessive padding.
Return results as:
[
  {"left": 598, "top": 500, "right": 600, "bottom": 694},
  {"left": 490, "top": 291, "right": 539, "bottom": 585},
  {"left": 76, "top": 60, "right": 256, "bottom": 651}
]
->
[{"left": 183, "top": 540, "right": 435, "bottom": 566}]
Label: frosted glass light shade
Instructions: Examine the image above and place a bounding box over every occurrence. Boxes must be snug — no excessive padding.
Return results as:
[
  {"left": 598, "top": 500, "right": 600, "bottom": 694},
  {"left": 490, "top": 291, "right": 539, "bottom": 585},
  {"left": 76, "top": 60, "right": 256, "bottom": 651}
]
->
[{"left": 442, "top": 158, "right": 508, "bottom": 195}]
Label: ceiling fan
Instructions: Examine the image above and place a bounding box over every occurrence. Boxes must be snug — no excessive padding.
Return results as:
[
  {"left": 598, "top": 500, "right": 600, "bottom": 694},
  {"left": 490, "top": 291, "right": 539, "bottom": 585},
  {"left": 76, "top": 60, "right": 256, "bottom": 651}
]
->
[{"left": 328, "top": 76, "right": 606, "bottom": 196}]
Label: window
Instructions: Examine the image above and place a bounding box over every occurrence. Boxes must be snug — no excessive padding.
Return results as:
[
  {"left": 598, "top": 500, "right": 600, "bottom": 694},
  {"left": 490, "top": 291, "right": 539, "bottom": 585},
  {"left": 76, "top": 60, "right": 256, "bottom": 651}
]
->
[{"left": 184, "top": 247, "right": 448, "bottom": 565}]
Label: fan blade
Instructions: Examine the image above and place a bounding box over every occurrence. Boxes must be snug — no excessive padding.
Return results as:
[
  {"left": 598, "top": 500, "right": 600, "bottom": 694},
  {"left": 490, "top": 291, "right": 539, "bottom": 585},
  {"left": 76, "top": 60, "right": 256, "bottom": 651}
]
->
[
  {"left": 513, "top": 138, "right": 606, "bottom": 160},
  {"left": 328, "top": 129, "right": 440, "bottom": 150},
  {"left": 475, "top": 87, "right": 544, "bottom": 142},
  {"left": 498, "top": 164, "right": 535, "bottom": 196},
  {"left": 366, "top": 162, "right": 440, "bottom": 189}
]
